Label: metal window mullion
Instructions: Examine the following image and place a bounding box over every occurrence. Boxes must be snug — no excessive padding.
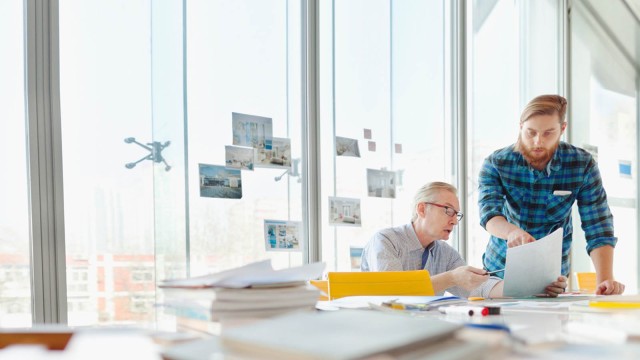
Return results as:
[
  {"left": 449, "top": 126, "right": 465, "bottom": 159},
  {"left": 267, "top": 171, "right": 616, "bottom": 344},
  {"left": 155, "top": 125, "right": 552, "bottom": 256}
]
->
[
  {"left": 451, "top": 0, "right": 467, "bottom": 259},
  {"left": 302, "top": 0, "right": 320, "bottom": 263},
  {"left": 25, "top": 0, "right": 67, "bottom": 324}
]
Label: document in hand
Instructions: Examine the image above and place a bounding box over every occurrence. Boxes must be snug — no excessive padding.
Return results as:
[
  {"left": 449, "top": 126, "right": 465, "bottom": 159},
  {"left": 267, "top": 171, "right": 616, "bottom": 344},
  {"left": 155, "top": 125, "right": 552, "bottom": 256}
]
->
[
  {"left": 221, "top": 310, "right": 462, "bottom": 360},
  {"left": 503, "top": 228, "right": 563, "bottom": 297}
]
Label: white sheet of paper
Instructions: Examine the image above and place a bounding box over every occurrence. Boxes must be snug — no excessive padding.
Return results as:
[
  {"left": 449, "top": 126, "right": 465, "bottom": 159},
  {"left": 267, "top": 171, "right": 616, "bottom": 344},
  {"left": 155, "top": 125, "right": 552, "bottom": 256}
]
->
[{"left": 503, "top": 228, "right": 563, "bottom": 297}]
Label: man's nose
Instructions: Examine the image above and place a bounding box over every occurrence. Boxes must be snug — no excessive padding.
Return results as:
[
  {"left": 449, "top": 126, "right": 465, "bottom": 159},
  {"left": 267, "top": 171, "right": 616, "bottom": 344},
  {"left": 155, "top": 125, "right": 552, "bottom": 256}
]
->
[{"left": 533, "top": 134, "right": 542, "bottom": 145}]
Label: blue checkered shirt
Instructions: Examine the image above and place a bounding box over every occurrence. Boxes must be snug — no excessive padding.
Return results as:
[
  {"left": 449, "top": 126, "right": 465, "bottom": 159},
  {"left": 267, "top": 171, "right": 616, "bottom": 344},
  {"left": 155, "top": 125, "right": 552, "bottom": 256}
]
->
[{"left": 478, "top": 142, "right": 617, "bottom": 277}]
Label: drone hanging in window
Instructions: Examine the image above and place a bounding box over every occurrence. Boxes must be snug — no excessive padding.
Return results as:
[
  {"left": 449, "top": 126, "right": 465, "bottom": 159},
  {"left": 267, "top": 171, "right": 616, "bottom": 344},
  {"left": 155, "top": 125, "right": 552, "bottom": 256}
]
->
[{"left": 124, "top": 137, "right": 171, "bottom": 171}]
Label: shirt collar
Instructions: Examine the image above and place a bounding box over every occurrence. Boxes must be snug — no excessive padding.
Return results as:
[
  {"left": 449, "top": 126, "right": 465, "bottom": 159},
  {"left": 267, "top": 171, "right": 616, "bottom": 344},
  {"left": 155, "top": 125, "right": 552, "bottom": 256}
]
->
[{"left": 512, "top": 143, "right": 563, "bottom": 175}]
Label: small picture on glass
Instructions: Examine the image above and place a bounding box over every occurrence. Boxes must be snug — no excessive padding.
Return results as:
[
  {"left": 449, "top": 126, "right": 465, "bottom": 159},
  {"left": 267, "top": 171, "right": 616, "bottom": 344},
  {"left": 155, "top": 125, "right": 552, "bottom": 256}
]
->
[
  {"left": 328, "top": 197, "right": 361, "bottom": 226},
  {"left": 225, "top": 145, "right": 255, "bottom": 170},
  {"left": 264, "top": 220, "right": 301, "bottom": 252},
  {"left": 255, "top": 137, "right": 292, "bottom": 169},
  {"left": 232, "top": 112, "right": 273, "bottom": 150},
  {"left": 335, "top": 136, "right": 361, "bottom": 157},
  {"left": 350, "top": 246, "right": 364, "bottom": 270},
  {"left": 367, "top": 169, "right": 396, "bottom": 199},
  {"left": 199, "top": 164, "right": 242, "bottom": 199}
]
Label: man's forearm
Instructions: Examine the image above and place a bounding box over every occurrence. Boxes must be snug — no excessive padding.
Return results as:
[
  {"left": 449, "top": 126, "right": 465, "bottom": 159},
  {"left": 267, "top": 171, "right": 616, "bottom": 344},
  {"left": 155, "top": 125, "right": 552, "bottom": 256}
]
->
[
  {"left": 590, "top": 245, "right": 615, "bottom": 283},
  {"left": 486, "top": 216, "right": 519, "bottom": 239},
  {"left": 430, "top": 271, "right": 454, "bottom": 294}
]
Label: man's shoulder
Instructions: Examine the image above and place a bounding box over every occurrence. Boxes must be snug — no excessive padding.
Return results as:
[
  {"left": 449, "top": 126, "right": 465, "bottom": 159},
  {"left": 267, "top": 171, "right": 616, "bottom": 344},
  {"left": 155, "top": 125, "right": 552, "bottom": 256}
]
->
[
  {"left": 484, "top": 144, "right": 519, "bottom": 166},
  {"left": 557, "top": 142, "right": 594, "bottom": 164},
  {"left": 374, "top": 224, "right": 411, "bottom": 240}
]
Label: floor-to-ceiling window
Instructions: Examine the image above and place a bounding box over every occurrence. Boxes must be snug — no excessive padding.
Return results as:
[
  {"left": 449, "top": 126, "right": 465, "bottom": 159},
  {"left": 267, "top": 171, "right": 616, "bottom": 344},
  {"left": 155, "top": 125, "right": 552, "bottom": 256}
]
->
[
  {"left": 570, "top": 0, "right": 639, "bottom": 293},
  {"left": 57, "top": 0, "right": 304, "bottom": 326},
  {"left": 59, "top": 0, "right": 157, "bottom": 325},
  {"left": 185, "top": 0, "right": 304, "bottom": 274},
  {"left": 318, "top": 0, "right": 450, "bottom": 272},
  {"left": 466, "top": 0, "right": 562, "bottom": 269},
  {"left": 0, "top": 0, "right": 31, "bottom": 327}
]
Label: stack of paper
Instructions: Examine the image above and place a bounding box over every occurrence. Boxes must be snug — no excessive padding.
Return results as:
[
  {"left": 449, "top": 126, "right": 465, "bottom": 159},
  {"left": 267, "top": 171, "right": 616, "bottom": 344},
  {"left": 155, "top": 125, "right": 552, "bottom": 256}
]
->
[
  {"left": 220, "top": 309, "right": 477, "bottom": 360},
  {"left": 159, "top": 260, "right": 325, "bottom": 328}
]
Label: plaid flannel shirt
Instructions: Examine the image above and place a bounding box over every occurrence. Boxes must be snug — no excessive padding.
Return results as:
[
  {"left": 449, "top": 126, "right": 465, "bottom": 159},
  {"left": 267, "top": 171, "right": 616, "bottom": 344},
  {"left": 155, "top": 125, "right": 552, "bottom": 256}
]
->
[{"left": 478, "top": 142, "right": 616, "bottom": 277}]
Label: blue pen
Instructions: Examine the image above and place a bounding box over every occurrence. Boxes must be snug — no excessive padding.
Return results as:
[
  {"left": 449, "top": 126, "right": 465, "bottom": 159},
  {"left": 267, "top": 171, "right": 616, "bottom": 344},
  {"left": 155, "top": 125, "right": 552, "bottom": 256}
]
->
[{"left": 464, "top": 323, "right": 511, "bottom": 333}]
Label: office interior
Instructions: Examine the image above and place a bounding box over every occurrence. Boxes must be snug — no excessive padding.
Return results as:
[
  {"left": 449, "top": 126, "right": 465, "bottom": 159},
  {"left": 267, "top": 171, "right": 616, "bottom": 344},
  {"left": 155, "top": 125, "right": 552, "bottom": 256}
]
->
[{"left": 1, "top": 0, "right": 639, "bottom": 328}]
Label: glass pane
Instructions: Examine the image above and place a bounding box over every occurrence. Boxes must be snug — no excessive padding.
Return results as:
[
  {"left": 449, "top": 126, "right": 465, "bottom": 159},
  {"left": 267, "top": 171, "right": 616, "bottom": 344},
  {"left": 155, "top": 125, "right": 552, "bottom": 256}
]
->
[
  {"left": 0, "top": 0, "right": 31, "bottom": 327},
  {"left": 466, "top": 0, "right": 560, "bottom": 269},
  {"left": 59, "top": 0, "right": 156, "bottom": 326},
  {"left": 319, "top": 0, "right": 448, "bottom": 272},
  {"left": 571, "top": 0, "right": 638, "bottom": 293},
  {"left": 186, "top": 0, "right": 303, "bottom": 274}
]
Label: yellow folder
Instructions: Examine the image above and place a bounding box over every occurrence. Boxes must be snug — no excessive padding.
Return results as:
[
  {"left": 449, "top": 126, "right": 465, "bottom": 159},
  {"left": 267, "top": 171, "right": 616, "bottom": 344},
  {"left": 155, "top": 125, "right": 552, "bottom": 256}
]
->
[
  {"left": 589, "top": 295, "right": 640, "bottom": 309},
  {"left": 327, "top": 270, "right": 434, "bottom": 300}
]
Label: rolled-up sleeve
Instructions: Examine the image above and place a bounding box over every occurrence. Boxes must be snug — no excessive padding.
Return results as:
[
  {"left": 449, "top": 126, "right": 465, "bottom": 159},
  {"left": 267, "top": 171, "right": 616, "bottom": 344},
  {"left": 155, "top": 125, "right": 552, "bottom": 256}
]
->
[
  {"left": 577, "top": 159, "right": 617, "bottom": 254},
  {"left": 470, "top": 277, "right": 502, "bottom": 298},
  {"left": 478, "top": 157, "right": 506, "bottom": 229}
]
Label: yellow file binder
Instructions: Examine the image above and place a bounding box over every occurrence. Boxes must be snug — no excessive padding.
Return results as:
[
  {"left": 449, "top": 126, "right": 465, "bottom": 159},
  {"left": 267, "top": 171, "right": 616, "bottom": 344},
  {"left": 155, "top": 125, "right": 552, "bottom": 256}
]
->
[
  {"left": 327, "top": 270, "right": 434, "bottom": 300},
  {"left": 589, "top": 295, "right": 640, "bottom": 309}
]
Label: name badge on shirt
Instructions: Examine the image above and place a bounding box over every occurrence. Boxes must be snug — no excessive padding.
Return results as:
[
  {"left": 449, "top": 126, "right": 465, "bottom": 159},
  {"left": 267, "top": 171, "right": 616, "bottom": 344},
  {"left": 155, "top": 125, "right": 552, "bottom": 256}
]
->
[{"left": 553, "top": 190, "right": 572, "bottom": 196}]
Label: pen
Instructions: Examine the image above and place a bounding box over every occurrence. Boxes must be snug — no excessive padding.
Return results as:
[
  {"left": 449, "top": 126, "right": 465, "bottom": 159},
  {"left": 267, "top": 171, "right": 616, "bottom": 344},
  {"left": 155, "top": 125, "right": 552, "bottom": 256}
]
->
[
  {"left": 485, "top": 268, "right": 505, "bottom": 275},
  {"left": 440, "top": 306, "right": 489, "bottom": 316},
  {"left": 381, "top": 301, "right": 431, "bottom": 311},
  {"left": 464, "top": 323, "right": 511, "bottom": 333}
]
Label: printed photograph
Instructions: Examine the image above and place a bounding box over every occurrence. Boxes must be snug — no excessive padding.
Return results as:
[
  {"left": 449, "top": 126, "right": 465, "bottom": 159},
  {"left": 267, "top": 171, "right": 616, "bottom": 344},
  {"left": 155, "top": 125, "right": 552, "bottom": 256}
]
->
[
  {"left": 368, "top": 141, "right": 376, "bottom": 152},
  {"left": 328, "top": 197, "right": 361, "bottom": 226},
  {"left": 232, "top": 112, "right": 273, "bottom": 150},
  {"left": 363, "top": 128, "right": 372, "bottom": 140},
  {"left": 225, "top": 145, "right": 255, "bottom": 170},
  {"left": 199, "top": 164, "right": 242, "bottom": 199},
  {"left": 335, "top": 136, "right": 361, "bottom": 157},
  {"left": 367, "top": 169, "right": 396, "bottom": 198},
  {"left": 255, "top": 137, "right": 292, "bottom": 169},
  {"left": 350, "top": 246, "right": 364, "bottom": 270},
  {"left": 264, "top": 220, "right": 302, "bottom": 252}
]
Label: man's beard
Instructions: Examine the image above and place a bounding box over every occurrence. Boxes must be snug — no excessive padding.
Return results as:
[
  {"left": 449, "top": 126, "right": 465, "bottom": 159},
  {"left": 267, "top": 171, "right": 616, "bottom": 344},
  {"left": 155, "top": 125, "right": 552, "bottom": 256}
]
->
[{"left": 516, "top": 136, "right": 559, "bottom": 170}]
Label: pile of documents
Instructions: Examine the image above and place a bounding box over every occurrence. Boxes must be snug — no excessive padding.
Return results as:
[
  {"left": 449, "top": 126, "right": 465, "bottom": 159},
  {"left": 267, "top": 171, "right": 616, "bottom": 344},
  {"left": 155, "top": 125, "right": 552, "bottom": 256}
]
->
[
  {"left": 159, "top": 260, "right": 325, "bottom": 331},
  {"left": 219, "top": 309, "right": 484, "bottom": 360}
]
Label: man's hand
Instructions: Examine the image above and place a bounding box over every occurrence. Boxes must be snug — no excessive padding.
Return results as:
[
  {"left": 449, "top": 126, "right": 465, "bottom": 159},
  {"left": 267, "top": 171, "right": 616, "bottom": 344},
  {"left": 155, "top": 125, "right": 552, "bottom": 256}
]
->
[
  {"left": 506, "top": 228, "right": 535, "bottom": 248},
  {"left": 450, "top": 266, "right": 489, "bottom": 291},
  {"left": 544, "top": 276, "right": 567, "bottom": 297},
  {"left": 596, "top": 279, "right": 625, "bottom": 295}
]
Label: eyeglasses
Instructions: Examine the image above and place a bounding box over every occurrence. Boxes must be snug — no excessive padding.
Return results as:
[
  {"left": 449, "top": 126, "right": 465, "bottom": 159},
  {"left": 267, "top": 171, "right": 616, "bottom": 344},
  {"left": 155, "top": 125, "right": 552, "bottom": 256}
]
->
[{"left": 424, "top": 202, "right": 464, "bottom": 221}]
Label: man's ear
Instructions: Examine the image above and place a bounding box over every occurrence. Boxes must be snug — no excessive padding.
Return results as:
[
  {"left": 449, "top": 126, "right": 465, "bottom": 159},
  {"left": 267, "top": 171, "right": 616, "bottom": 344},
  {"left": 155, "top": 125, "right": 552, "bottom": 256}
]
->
[
  {"left": 417, "top": 202, "right": 427, "bottom": 218},
  {"left": 561, "top": 122, "right": 567, "bottom": 133}
]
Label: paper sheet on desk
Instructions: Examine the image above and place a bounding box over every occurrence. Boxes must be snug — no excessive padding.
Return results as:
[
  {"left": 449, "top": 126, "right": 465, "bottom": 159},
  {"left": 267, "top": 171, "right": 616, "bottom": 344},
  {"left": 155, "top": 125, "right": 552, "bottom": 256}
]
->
[
  {"left": 503, "top": 228, "right": 562, "bottom": 297},
  {"left": 159, "top": 260, "right": 325, "bottom": 288}
]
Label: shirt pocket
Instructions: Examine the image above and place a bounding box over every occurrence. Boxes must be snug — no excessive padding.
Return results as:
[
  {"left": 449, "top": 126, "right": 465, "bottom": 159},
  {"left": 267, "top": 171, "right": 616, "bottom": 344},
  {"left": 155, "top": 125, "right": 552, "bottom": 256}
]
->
[{"left": 546, "top": 192, "right": 574, "bottom": 223}]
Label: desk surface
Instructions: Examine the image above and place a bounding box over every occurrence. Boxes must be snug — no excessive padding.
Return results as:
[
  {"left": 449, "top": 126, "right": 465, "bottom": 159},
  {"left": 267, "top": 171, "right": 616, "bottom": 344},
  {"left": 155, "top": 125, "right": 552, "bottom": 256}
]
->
[{"left": 3, "top": 297, "right": 640, "bottom": 360}]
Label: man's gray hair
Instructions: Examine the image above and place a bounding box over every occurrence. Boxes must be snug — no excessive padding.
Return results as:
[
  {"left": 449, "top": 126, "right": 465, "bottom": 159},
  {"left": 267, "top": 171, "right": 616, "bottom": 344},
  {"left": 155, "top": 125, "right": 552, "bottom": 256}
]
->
[{"left": 411, "top": 182, "right": 458, "bottom": 222}]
